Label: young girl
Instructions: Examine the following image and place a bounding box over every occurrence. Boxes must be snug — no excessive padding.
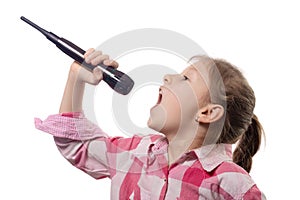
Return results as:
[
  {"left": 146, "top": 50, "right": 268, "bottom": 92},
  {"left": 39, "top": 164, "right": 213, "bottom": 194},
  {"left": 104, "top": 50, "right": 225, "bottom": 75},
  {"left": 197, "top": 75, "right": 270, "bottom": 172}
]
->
[{"left": 35, "top": 48, "right": 266, "bottom": 199}]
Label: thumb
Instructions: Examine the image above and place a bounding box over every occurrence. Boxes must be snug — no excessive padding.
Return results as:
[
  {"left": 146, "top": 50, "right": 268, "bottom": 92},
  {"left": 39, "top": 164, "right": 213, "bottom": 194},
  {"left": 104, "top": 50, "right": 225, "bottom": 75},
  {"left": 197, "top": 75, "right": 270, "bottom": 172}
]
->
[
  {"left": 77, "top": 66, "right": 102, "bottom": 85},
  {"left": 90, "top": 67, "right": 103, "bottom": 85}
]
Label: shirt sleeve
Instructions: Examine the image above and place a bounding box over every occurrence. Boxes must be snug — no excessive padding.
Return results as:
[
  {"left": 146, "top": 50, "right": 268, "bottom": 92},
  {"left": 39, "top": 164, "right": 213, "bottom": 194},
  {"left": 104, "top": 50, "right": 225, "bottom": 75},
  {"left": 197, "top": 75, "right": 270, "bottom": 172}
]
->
[
  {"left": 199, "top": 164, "right": 266, "bottom": 200},
  {"left": 34, "top": 112, "right": 145, "bottom": 180},
  {"left": 243, "top": 184, "right": 267, "bottom": 200}
]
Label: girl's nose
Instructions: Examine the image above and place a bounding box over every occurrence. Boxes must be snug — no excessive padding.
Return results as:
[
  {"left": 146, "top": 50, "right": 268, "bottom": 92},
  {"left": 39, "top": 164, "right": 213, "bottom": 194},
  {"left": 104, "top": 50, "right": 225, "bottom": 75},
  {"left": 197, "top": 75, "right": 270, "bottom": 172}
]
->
[
  {"left": 163, "top": 74, "right": 172, "bottom": 84},
  {"left": 164, "top": 74, "right": 181, "bottom": 85}
]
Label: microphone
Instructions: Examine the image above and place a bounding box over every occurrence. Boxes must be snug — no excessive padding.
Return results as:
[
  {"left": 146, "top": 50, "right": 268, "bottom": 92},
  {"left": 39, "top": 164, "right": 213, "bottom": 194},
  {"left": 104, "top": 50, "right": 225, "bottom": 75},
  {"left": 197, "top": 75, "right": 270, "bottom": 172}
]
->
[{"left": 20, "top": 16, "right": 134, "bottom": 95}]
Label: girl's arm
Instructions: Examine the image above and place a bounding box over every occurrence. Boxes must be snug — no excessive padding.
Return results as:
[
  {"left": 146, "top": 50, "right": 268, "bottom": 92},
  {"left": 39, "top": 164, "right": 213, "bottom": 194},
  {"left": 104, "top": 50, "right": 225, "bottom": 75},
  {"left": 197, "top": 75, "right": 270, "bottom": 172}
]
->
[
  {"left": 35, "top": 49, "right": 124, "bottom": 179},
  {"left": 35, "top": 48, "right": 161, "bottom": 180}
]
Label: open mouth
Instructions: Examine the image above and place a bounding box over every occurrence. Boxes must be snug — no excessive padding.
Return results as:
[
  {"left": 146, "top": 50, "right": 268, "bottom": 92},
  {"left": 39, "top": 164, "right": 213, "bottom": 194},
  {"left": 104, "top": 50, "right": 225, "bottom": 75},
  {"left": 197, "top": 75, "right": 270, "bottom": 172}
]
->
[{"left": 156, "top": 87, "right": 163, "bottom": 105}]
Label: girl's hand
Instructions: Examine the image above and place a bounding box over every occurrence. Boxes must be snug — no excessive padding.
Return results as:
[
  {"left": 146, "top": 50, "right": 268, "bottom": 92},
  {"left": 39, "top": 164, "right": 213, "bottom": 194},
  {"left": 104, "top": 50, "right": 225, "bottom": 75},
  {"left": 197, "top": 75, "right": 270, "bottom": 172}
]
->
[{"left": 70, "top": 48, "right": 119, "bottom": 85}]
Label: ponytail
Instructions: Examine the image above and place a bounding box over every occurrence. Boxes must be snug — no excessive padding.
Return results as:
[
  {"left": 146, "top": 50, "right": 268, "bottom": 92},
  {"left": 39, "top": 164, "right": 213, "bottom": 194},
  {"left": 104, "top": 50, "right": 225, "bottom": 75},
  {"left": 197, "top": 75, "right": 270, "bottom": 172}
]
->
[{"left": 233, "top": 114, "right": 264, "bottom": 172}]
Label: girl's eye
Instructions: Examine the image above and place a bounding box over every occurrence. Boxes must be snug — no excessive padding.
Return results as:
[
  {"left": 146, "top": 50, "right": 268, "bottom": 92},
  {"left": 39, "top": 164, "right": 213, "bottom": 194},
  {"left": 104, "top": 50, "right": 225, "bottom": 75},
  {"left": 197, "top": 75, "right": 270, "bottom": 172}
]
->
[{"left": 183, "top": 75, "right": 189, "bottom": 80}]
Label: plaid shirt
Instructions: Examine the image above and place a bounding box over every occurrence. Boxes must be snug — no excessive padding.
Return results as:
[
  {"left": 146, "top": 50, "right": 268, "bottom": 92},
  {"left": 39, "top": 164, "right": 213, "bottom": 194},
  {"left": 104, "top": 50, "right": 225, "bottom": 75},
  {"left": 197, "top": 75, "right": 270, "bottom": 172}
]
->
[{"left": 35, "top": 113, "right": 266, "bottom": 200}]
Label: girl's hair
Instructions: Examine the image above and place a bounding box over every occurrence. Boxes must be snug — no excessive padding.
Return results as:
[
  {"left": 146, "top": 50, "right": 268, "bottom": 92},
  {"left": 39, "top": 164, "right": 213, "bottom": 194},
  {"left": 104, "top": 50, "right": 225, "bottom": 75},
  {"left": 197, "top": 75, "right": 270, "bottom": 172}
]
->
[{"left": 192, "top": 56, "right": 264, "bottom": 173}]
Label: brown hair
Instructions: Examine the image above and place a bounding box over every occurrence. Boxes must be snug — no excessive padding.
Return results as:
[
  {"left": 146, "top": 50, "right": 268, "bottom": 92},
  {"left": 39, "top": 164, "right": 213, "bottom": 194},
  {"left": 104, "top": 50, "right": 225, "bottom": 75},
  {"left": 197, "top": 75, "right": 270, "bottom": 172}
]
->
[{"left": 192, "top": 56, "right": 264, "bottom": 173}]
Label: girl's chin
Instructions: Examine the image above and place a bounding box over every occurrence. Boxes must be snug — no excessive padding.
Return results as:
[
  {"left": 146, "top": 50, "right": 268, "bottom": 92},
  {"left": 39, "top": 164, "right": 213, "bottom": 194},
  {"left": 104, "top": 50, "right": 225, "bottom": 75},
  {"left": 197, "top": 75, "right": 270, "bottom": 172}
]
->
[
  {"left": 147, "top": 118, "right": 152, "bottom": 127},
  {"left": 147, "top": 117, "right": 157, "bottom": 130},
  {"left": 148, "top": 104, "right": 166, "bottom": 131},
  {"left": 147, "top": 116, "right": 164, "bottom": 133}
]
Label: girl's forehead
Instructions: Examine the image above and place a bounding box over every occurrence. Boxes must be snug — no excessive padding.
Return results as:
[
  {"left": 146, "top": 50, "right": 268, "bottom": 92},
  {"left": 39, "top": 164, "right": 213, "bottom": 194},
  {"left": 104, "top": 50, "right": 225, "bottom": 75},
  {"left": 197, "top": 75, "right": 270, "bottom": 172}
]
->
[
  {"left": 183, "top": 65, "right": 197, "bottom": 73},
  {"left": 182, "top": 62, "right": 211, "bottom": 86},
  {"left": 184, "top": 62, "right": 209, "bottom": 76}
]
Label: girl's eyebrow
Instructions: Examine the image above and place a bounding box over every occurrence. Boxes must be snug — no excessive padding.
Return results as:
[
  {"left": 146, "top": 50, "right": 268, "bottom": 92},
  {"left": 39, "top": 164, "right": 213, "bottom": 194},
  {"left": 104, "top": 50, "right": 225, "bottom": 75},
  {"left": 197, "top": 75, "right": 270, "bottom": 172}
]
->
[
  {"left": 189, "top": 66, "right": 198, "bottom": 73},
  {"left": 182, "top": 66, "right": 198, "bottom": 75}
]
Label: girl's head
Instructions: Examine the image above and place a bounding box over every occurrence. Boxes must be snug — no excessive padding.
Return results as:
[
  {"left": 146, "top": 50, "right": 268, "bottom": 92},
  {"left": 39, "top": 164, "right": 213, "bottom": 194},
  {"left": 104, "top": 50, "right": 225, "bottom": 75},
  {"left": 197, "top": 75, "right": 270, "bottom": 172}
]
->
[
  {"left": 148, "top": 55, "right": 264, "bottom": 172},
  {"left": 200, "top": 56, "right": 264, "bottom": 172}
]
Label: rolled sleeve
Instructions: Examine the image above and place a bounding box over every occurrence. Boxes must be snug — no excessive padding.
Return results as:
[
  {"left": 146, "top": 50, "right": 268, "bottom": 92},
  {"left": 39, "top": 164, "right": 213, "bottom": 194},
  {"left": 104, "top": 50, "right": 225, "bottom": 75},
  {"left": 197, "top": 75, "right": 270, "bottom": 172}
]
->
[
  {"left": 34, "top": 112, "right": 108, "bottom": 140},
  {"left": 34, "top": 112, "right": 152, "bottom": 180},
  {"left": 34, "top": 112, "right": 111, "bottom": 179}
]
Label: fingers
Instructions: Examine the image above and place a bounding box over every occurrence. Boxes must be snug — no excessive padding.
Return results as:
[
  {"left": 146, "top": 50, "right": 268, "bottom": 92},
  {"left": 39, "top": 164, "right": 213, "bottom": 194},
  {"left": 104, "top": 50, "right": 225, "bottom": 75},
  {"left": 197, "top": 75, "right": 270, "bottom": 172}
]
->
[
  {"left": 90, "top": 53, "right": 109, "bottom": 66},
  {"left": 84, "top": 49, "right": 119, "bottom": 69},
  {"left": 103, "top": 59, "right": 119, "bottom": 68},
  {"left": 85, "top": 50, "right": 103, "bottom": 64},
  {"left": 84, "top": 48, "right": 95, "bottom": 58}
]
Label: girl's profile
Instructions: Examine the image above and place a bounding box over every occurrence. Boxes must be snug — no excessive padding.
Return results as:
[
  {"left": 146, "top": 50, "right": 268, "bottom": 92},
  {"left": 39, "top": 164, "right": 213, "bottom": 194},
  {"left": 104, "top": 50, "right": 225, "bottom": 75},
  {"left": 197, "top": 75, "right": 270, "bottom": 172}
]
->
[{"left": 35, "top": 48, "right": 266, "bottom": 199}]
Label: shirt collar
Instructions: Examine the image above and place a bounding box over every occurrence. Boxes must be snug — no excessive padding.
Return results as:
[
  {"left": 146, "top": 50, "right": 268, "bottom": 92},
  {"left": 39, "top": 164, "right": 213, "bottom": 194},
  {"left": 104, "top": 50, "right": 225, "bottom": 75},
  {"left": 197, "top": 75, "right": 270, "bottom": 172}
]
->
[
  {"left": 150, "top": 136, "right": 168, "bottom": 154},
  {"left": 148, "top": 136, "right": 232, "bottom": 172},
  {"left": 192, "top": 143, "right": 233, "bottom": 172}
]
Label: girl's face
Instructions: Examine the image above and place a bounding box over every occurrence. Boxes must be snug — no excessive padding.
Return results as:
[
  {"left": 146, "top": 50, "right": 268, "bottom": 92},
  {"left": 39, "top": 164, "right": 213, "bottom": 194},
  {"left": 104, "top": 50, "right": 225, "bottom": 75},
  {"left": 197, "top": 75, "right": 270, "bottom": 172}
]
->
[{"left": 148, "top": 62, "right": 210, "bottom": 137}]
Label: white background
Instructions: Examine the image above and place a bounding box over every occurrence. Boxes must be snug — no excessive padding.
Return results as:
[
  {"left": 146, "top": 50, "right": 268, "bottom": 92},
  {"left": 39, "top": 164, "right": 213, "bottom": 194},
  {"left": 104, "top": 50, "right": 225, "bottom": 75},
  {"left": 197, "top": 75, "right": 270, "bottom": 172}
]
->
[{"left": 1, "top": 0, "right": 299, "bottom": 199}]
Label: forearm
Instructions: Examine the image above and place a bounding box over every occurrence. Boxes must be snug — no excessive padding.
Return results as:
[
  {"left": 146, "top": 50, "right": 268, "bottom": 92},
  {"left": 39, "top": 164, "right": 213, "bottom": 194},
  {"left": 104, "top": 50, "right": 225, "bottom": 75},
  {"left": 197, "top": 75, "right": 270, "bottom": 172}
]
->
[
  {"left": 59, "top": 64, "right": 85, "bottom": 113},
  {"left": 35, "top": 49, "right": 120, "bottom": 179},
  {"left": 54, "top": 136, "right": 110, "bottom": 179}
]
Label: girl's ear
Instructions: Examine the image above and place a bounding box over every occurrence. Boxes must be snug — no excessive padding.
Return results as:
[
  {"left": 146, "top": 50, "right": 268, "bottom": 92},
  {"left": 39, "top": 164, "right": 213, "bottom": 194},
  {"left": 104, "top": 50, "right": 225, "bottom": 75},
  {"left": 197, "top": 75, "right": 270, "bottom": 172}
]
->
[{"left": 196, "top": 104, "right": 224, "bottom": 123}]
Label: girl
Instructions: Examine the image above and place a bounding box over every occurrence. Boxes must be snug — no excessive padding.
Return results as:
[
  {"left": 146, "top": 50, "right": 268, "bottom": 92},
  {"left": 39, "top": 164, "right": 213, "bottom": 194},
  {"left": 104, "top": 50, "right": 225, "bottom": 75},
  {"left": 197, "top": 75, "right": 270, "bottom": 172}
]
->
[{"left": 35, "top": 48, "right": 266, "bottom": 199}]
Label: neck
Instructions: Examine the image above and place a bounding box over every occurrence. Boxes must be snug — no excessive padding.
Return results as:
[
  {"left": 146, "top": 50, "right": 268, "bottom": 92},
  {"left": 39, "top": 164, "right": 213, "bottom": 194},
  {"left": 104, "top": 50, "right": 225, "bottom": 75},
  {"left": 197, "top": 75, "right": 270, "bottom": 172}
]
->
[{"left": 165, "top": 123, "right": 206, "bottom": 165}]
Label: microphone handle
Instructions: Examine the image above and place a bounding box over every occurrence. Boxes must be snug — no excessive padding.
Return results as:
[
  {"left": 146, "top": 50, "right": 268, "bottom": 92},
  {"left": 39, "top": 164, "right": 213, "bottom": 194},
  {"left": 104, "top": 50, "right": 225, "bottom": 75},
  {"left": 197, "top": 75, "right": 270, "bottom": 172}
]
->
[
  {"left": 20, "top": 16, "right": 134, "bottom": 95},
  {"left": 57, "top": 38, "right": 132, "bottom": 94}
]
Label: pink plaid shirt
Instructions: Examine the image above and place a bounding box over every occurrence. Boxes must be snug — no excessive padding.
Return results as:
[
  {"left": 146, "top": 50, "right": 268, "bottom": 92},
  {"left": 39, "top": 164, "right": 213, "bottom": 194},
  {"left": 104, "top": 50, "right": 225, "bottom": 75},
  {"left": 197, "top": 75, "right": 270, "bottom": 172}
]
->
[{"left": 35, "top": 113, "right": 266, "bottom": 200}]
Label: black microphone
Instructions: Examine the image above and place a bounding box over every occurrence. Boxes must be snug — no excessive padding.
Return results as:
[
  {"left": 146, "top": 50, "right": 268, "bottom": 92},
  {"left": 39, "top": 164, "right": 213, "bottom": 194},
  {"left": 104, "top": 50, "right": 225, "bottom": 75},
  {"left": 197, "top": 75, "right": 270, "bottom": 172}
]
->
[{"left": 20, "top": 16, "right": 134, "bottom": 95}]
